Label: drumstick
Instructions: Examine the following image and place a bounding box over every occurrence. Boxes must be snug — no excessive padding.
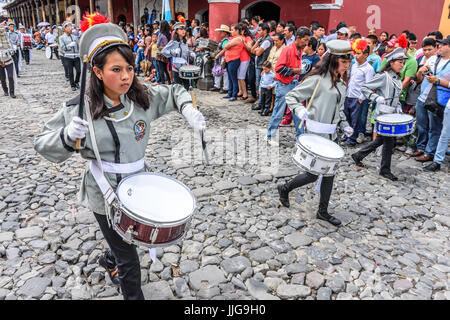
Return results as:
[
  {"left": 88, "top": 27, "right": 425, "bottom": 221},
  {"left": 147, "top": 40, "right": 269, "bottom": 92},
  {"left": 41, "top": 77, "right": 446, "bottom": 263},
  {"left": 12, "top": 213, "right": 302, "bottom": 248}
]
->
[
  {"left": 75, "top": 55, "right": 88, "bottom": 152},
  {"left": 298, "top": 79, "right": 322, "bottom": 131},
  {"left": 189, "top": 88, "right": 210, "bottom": 164}
]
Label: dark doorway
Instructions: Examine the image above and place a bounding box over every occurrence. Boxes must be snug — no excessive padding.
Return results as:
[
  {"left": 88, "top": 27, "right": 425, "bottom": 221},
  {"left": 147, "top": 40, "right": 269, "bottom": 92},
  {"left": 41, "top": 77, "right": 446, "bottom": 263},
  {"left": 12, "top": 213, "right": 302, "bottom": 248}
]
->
[
  {"left": 201, "top": 10, "right": 209, "bottom": 23},
  {"left": 245, "top": 1, "right": 280, "bottom": 22}
]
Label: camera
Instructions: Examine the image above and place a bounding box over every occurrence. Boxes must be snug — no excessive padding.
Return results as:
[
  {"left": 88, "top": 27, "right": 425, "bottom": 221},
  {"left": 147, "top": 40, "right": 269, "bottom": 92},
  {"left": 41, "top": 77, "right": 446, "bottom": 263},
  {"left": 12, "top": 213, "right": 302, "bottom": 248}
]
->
[{"left": 423, "top": 70, "right": 432, "bottom": 76}]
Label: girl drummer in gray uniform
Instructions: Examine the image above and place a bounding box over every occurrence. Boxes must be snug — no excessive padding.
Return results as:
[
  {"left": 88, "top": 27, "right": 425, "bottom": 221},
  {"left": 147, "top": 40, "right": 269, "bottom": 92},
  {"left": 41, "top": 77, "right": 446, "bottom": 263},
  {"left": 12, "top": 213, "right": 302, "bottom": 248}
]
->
[
  {"left": 34, "top": 14, "right": 206, "bottom": 300},
  {"left": 351, "top": 47, "right": 407, "bottom": 181},
  {"left": 277, "top": 40, "right": 353, "bottom": 226},
  {"left": 161, "top": 22, "right": 196, "bottom": 90}
]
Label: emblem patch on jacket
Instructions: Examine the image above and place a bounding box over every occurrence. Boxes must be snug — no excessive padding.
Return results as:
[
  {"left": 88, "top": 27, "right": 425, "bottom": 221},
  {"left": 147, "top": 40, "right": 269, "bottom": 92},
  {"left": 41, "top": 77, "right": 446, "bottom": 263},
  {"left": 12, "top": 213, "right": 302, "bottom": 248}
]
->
[{"left": 134, "top": 120, "right": 147, "bottom": 141}]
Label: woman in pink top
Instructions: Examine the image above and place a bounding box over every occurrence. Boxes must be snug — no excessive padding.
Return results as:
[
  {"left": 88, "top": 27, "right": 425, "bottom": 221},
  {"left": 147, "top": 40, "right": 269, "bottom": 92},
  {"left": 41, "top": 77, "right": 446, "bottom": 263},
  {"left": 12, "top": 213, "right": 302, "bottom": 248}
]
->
[
  {"left": 237, "top": 23, "right": 254, "bottom": 100},
  {"left": 224, "top": 24, "right": 244, "bottom": 101}
]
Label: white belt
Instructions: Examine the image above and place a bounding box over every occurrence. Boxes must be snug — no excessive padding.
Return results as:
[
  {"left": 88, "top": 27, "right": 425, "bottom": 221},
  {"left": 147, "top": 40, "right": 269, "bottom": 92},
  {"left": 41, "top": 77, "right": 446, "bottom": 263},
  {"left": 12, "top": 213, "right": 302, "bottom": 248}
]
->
[
  {"left": 173, "top": 57, "right": 187, "bottom": 65},
  {"left": 89, "top": 158, "right": 146, "bottom": 205},
  {"left": 306, "top": 119, "right": 337, "bottom": 135}
]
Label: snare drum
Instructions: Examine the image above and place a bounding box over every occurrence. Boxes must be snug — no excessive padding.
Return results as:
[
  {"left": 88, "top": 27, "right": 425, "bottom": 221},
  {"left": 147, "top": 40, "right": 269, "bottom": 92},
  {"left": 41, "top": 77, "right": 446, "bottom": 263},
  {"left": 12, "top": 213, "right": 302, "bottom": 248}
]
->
[
  {"left": 179, "top": 65, "right": 201, "bottom": 80},
  {"left": 292, "top": 134, "right": 345, "bottom": 176},
  {"left": 375, "top": 114, "right": 415, "bottom": 137},
  {"left": 111, "top": 172, "right": 196, "bottom": 248}
]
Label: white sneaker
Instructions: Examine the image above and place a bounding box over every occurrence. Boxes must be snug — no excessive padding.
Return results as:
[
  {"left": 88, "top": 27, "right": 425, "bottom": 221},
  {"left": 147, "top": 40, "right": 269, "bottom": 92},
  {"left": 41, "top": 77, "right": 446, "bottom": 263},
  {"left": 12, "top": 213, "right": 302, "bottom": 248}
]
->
[
  {"left": 405, "top": 147, "right": 415, "bottom": 156},
  {"left": 376, "top": 146, "right": 382, "bottom": 156},
  {"left": 356, "top": 133, "right": 365, "bottom": 144}
]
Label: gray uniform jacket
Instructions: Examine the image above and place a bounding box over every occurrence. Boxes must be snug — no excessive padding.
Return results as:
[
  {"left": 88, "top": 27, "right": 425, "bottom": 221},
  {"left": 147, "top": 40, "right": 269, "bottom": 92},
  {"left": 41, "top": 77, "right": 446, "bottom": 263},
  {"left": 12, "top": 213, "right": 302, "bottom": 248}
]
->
[
  {"left": 285, "top": 73, "right": 349, "bottom": 140},
  {"left": 361, "top": 70, "right": 403, "bottom": 115},
  {"left": 161, "top": 40, "right": 195, "bottom": 73},
  {"left": 34, "top": 84, "right": 193, "bottom": 215},
  {"left": 7, "top": 31, "right": 20, "bottom": 49},
  {"left": 59, "top": 33, "right": 80, "bottom": 59}
]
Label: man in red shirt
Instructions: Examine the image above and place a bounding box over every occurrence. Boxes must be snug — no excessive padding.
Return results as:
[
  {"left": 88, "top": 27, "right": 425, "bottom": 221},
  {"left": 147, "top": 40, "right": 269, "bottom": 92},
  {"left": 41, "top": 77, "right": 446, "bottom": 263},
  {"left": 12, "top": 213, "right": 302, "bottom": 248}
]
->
[{"left": 266, "top": 28, "right": 311, "bottom": 145}]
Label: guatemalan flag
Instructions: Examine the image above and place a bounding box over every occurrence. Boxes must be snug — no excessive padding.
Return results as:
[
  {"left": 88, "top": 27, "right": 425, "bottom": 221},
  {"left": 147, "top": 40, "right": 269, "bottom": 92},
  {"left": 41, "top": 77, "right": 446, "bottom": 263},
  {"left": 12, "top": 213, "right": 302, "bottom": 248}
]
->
[{"left": 163, "top": 0, "right": 172, "bottom": 21}]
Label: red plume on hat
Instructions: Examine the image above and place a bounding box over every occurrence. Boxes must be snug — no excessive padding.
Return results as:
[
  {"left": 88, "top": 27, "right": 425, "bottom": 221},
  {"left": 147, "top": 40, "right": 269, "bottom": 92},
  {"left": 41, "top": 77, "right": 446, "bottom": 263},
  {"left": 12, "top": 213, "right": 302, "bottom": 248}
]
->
[
  {"left": 177, "top": 14, "right": 186, "bottom": 23},
  {"left": 80, "top": 12, "right": 110, "bottom": 33},
  {"left": 351, "top": 38, "right": 368, "bottom": 54},
  {"left": 398, "top": 34, "right": 408, "bottom": 49}
]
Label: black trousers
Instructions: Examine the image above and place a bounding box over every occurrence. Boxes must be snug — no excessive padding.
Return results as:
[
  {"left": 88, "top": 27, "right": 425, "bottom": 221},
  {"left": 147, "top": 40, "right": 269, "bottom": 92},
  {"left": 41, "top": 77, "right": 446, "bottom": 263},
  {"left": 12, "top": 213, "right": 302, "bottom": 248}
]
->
[
  {"left": 63, "top": 57, "right": 81, "bottom": 88},
  {"left": 0, "top": 63, "right": 15, "bottom": 94},
  {"left": 259, "top": 87, "right": 272, "bottom": 110},
  {"left": 353, "top": 135, "right": 395, "bottom": 174},
  {"left": 21, "top": 49, "right": 30, "bottom": 64},
  {"left": 61, "top": 57, "right": 69, "bottom": 79},
  {"left": 94, "top": 212, "right": 144, "bottom": 300},
  {"left": 157, "top": 60, "right": 170, "bottom": 84},
  {"left": 11, "top": 50, "right": 19, "bottom": 75},
  {"left": 246, "top": 58, "right": 257, "bottom": 98},
  {"left": 285, "top": 172, "right": 335, "bottom": 214}
]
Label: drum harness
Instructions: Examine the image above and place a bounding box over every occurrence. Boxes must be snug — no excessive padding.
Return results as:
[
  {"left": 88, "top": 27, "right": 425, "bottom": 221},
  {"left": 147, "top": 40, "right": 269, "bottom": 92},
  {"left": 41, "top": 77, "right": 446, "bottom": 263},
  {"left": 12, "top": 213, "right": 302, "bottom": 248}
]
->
[
  {"left": 83, "top": 98, "right": 158, "bottom": 259},
  {"left": 298, "top": 77, "right": 344, "bottom": 193}
]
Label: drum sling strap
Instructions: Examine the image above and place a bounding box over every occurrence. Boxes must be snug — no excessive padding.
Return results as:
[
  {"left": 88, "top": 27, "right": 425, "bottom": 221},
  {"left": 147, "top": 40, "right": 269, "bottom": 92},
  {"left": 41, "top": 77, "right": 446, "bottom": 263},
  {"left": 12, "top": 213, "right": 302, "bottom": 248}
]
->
[{"left": 84, "top": 98, "right": 158, "bottom": 260}]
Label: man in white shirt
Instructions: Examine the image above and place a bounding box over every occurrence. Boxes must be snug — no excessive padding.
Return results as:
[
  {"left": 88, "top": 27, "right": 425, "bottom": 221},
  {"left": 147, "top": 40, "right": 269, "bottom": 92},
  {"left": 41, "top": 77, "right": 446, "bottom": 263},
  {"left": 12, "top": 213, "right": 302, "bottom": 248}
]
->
[
  {"left": 344, "top": 42, "right": 375, "bottom": 146},
  {"left": 45, "top": 27, "right": 59, "bottom": 60},
  {"left": 284, "top": 25, "right": 296, "bottom": 46}
]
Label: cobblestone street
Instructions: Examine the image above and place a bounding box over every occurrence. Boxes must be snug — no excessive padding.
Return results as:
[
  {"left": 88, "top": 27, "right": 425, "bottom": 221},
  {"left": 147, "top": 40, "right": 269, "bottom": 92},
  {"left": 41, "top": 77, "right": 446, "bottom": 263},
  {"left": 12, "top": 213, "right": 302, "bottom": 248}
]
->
[{"left": 0, "top": 50, "right": 449, "bottom": 300}]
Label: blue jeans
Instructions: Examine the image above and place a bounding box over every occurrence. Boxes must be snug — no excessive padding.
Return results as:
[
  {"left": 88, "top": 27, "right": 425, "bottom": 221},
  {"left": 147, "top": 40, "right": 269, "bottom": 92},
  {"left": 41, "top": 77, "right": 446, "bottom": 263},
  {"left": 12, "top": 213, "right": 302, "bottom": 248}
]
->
[
  {"left": 344, "top": 97, "right": 362, "bottom": 144},
  {"left": 227, "top": 59, "right": 240, "bottom": 98},
  {"left": 357, "top": 99, "right": 370, "bottom": 135},
  {"left": 434, "top": 107, "right": 450, "bottom": 164},
  {"left": 152, "top": 58, "right": 160, "bottom": 82},
  {"left": 135, "top": 49, "right": 145, "bottom": 73},
  {"left": 267, "top": 81, "right": 302, "bottom": 140},
  {"left": 415, "top": 100, "right": 429, "bottom": 152},
  {"left": 425, "top": 110, "right": 444, "bottom": 157}
]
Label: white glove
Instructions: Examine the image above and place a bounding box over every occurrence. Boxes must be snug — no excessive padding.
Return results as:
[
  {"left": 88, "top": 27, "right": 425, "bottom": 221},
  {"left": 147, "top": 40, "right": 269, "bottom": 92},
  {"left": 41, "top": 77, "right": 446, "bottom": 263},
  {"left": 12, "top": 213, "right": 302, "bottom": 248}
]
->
[
  {"left": 67, "top": 116, "right": 89, "bottom": 141},
  {"left": 172, "top": 48, "right": 181, "bottom": 56},
  {"left": 376, "top": 96, "right": 385, "bottom": 104},
  {"left": 68, "top": 41, "right": 76, "bottom": 48},
  {"left": 296, "top": 108, "right": 309, "bottom": 121},
  {"left": 182, "top": 105, "right": 206, "bottom": 131},
  {"left": 344, "top": 126, "right": 354, "bottom": 137},
  {"left": 395, "top": 106, "right": 403, "bottom": 114}
]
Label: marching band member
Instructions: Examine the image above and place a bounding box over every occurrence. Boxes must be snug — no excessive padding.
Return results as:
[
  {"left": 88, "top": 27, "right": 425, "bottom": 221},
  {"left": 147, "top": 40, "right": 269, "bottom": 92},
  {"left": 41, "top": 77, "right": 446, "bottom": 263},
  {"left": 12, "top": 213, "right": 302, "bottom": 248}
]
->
[
  {"left": 161, "top": 22, "right": 196, "bottom": 90},
  {"left": 277, "top": 40, "right": 353, "bottom": 227},
  {"left": 34, "top": 13, "right": 206, "bottom": 300},
  {"left": 7, "top": 21, "right": 20, "bottom": 77},
  {"left": 0, "top": 25, "right": 16, "bottom": 98},
  {"left": 351, "top": 47, "right": 407, "bottom": 181},
  {"left": 59, "top": 21, "right": 81, "bottom": 91},
  {"left": 18, "top": 24, "right": 33, "bottom": 65}
]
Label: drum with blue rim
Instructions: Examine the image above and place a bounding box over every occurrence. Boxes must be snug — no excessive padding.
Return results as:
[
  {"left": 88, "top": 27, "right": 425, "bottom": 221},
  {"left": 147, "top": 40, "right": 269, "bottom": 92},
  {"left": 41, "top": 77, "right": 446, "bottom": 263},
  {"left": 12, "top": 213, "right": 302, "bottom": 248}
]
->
[{"left": 375, "top": 114, "right": 415, "bottom": 137}]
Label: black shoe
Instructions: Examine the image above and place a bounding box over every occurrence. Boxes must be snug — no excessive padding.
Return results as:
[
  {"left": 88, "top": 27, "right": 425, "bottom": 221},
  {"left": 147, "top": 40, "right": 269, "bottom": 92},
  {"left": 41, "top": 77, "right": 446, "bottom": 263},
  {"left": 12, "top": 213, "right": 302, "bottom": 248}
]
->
[
  {"left": 75, "top": 83, "right": 80, "bottom": 89},
  {"left": 72, "top": 86, "right": 77, "bottom": 91},
  {"left": 380, "top": 171, "right": 398, "bottom": 181},
  {"left": 10, "top": 92, "right": 16, "bottom": 99},
  {"left": 351, "top": 153, "right": 366, "bottom": 168},
  {"left": 209, "top": 87, "right": 220, "bottom": 92},
  {"left": 424, "top": 162, "right": 441, "bottom": 172},
  {"left": 277, "top": 184, "right": 290, "bottom": 208},
  {"left": 261, "top": 108, "right": 270, "bottom": 116},
  {"left": 3, "top": 91, "right": 8, "bottom": 96},
  {"left": 317, "top": 212, "right": 341, "bottom": 226},
  {"left": 219, "top": 89, "right": 227, "bottom": 94},
  {"left": 252, "top": 104, "right": 262, "bottom": 111},
  {"left": 98, "top": 252, "right": 120, "bottom": 286}
]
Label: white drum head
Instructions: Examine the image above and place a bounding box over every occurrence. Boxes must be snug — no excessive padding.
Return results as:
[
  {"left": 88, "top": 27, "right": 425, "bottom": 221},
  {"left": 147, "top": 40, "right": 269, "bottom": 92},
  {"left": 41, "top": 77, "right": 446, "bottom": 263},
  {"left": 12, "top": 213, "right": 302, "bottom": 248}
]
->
[
  {"left": 45, "top": 46, "right": 52, "bottom": 59},
  {"left": 377, "top": 114, "right": 413, "bottom": 124},
  {"left": 297, "top": 134, "right": 345, "bottom": 159},
  {"left": 117, "top": 173, "right": 195, "bottom": 223}
]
